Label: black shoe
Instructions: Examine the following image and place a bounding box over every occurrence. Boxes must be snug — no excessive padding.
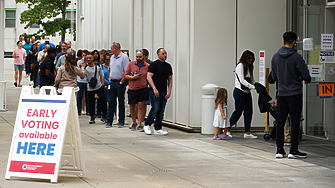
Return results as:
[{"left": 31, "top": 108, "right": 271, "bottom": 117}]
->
[
  {"left": 89, "top": 118, "right": 95, "bottom": 124},
  {"left": 288, "top": 150, "right": 307, "bottom": 159},
  {"left": 97, "top": 115, "right": 102, "bottom": 118},
  {"left": 14, "top": 82, "right": 17, "bottom": 87},
  {"left": 101, "top": 117, "right": 107, "bottom": 123},
  {"left": 78, "top": 112, "right": 81, "bottom": 116},
  {"left": 275, "top": 148, "right": 286, "bottom": 158},
  {"left": 86, "top": 113, "right": 90, "bottom": 116}
]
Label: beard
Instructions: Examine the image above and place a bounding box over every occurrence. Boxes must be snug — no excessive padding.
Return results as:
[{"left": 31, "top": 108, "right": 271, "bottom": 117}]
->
[{"left": 137, "top": 59, "right": 143, "bottom": 64}]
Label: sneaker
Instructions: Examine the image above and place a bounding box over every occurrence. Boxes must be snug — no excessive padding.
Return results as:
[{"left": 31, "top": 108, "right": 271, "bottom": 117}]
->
[
  {"left": 136, "top": 126, "right": 144, "bottom": 132},
  {"left": 276, "top": 148, "right": 286, "bottom": 158},
  {"left": 288, "top": 150, "right": 307, "bottom": 159},
  {"left": 284, "top": 140, "right": 291, "bottom": 146},
  {"left": 101, "top": 117, "right": 107, "bottom": 123},
  {"left": 154, "top": 129, "right": 168, "bottom": 135},
  {"left": 113, "top": 120, "right": 119, "bottom": 125},
  {"left": 25, "top": 74, "right": 30, "bottom": 78},
  {"left": 14, "top": 82, "right": 17, "bottom": 87},
  {"left": 130, "top": 123, "right": 137, "bottom": 131},
  {"left": 118, "top": 122, "right": 124, "bottom": 128},
  {"left": 221, "top": 135, "right": 231, "bottom": 139},
  {"left": 226, "top": 132, "right": 233, "bottom": 138},
  {"left": 212, "top": 136, "right": 222, "bottom": 140},
  {"left": 29, "top": 81, "right": 34, "bottom": 86},
  {"left": 144, "top": 125, "right": 152, "bottom": 135},
  {"left": 81, "top": 110, "right": 86, "bottom": 115},
  {"left": 105, "top": 122, "right": 112, "bottom": 128},
  {"left": 89, "top": 118, "right": 95, "bottom": 124},
  {"left": 244, "top": 133, "right": 257, "bottom": 139}
]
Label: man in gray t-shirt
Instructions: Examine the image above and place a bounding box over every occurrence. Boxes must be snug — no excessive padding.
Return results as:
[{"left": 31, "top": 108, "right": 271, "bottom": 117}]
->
[{"left": 85, "top": 52, "right": 107, "bottom": 124}]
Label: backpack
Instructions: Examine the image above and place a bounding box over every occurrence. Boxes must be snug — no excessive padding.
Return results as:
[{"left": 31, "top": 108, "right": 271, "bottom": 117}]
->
[{"left": 88, "top": 64, "right": 98, "bottom": 87}]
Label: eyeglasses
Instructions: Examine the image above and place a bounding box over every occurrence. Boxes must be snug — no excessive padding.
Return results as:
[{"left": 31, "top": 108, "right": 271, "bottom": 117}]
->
[{"left": 136, "top": 49, "right": 143, "bottom": 53}]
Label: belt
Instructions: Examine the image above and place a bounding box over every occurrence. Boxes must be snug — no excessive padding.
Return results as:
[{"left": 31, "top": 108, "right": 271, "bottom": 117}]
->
[{"left": 111, "top": 79, "right": 121, "bottom": 82}]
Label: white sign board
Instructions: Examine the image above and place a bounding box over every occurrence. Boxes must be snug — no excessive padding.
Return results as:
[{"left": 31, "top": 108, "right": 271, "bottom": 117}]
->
[
  {"left": 308, "top": 65, "right": 323, "bottom": 78},
  {"left": 319, "top": 51, "right": 335, "bottom": 63},
  {"left": 5, "top": 86, "right": 86, "bottom": 183},
  {"left": 303, "top": 38, "right": 315, "bottom": 51},
  {"left": 321, "top": 34, "right": 333, "bottom": 50},
  {"left": 259, "top": 50, "right": 266, "bottom": 86}
]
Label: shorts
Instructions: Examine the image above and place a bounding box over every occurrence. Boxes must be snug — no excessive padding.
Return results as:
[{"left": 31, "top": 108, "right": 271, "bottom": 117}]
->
[
  {"left": 144, "top": 100, "right": 150, "bottom": 105},
  {"left": 128, "top": 87, "right": 149, "bottom": 104},
  {"left": 14, "top": 64, "right": 24, "bottom": 71}
]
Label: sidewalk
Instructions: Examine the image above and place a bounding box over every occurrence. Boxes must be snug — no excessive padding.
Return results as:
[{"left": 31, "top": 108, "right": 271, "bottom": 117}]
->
[{"left": 0, "top": 58, "right": 335, "bottom": 188}]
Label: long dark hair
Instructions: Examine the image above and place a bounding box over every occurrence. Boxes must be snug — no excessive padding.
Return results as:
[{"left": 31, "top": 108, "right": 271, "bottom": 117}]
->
[
  {"left": 92, "top": 50, "right": 100, "bottom": 62},
  {"left": 237, "top": 50, "right": 255, "bottom": 76},
  {"left": 64, "top": 55, "right": 77, "bottom": 74}
]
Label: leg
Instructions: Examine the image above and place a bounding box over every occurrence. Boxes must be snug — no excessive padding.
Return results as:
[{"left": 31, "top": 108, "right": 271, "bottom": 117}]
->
[
  {"left": 14, "top": 69, "right": 18, "bottom": 84},
  {"left": 276, "top": 96, "right": 289, "bottom": 150},
  {"left": 214, "top": 127, "right": 220, "bottom": 137},
  {"left": 137, "top": 102, "right": 145, "bottom": 127},
  {"left": 77, "top": 82, "right": 84, "bottom": 114},
  {"left": 154, "top": 93, "right": 167, "bottom": 131},
  {"left": 97, "top": 86, "right": 107, "bottom": 118},
  {"left": 18, "top": 70, "right": 23, "bottom": 85},
  {"left": 85, "top": 86, "right": 89, "bottom": 114},
  {"left": 284, "top": 114, "right": 291, "bottom": 142},
  {"left": 117, "top": 82, "right": 127, "bottom": 124},
  {"left": 288, "top": 94, "right": 302, "bottom": 151},
  {"left": 130, "top": 104, "right": 137, "bottom": 123},
  {"left": 229, "top": 88, "right": 247, "bottom": 126},
  {"left": 243, "top": 92, "right": 253, "bottom": 133},
  {"left": 145, "top": 90, "right": 160, "bottom": 126},
  {"left": 88, "top": 90, "right": 96, "bottom": 121},
  {"left": 107, "top": 82, "right": 118, "bottom": 124}
]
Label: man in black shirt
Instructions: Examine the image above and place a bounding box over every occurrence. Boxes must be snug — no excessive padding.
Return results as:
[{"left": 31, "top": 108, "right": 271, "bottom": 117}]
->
[
  {"left": 39, "top": 47, "right": 57, "bottom": 87},
  {"left": 143, "top": 48, "right": 173, "bottom": 135}
]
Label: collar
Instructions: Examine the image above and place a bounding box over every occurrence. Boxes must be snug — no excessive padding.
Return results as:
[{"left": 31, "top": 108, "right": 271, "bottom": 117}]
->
[
  {"left": 135, "top": 61, "right": 146, "bottom": 66},
  {"left": 113, "top": 52, "right": 123, "bottom": 59}
]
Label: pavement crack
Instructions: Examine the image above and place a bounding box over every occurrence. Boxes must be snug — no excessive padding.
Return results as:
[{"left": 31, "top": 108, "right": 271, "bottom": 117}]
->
[{"left": 0, "top": 116, "right": 14, "bottom": 127}]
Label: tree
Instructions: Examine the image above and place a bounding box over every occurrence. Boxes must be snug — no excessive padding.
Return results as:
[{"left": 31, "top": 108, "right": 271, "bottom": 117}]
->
[{"left": 16, "top": 0, "right": 75, "bottom": 42}]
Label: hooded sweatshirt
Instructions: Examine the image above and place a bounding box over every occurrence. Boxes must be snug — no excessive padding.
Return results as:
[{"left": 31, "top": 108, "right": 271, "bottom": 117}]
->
[{"left": 271, "top": 46, "right": 311, "bottom": 96}]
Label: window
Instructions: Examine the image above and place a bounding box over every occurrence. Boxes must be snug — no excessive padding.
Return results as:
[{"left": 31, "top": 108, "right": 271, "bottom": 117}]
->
[
  {"left": 5, "top": 9, "right": 16, "bottom": 28},
  {"left": 66, "top": 10, "right": 76, "bottom": 24},
  {"left": 30, "top": 24, "right": 40, "bottom": 28}
]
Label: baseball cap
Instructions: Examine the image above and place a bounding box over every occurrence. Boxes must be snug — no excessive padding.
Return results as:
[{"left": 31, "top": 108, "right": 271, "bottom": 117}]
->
[{"left": 44, "top": 36, "right": 50, "bottom": 42}]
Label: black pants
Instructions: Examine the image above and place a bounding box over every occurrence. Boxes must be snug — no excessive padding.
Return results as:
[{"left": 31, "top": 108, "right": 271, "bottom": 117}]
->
[
  {"left": 276, "top": 94, "right": 302, "bottom": 151},
  {"left": 30, "top": 63, "right": 39, "bottom": 87},
  {"left": 88, "top": 86, "right": 106, "bottom": 119}
]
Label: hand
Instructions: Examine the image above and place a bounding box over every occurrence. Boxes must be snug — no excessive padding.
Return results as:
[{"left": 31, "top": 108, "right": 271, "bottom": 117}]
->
[
  {"left": 154, "top": 89, "right": 159, "bottom": 98},
  {"left": 269, "top": 100, "right": 276, "bottom": 107},
  {"left": 165, "top": 92, "right": 171, "bottom": 99},
  {"left": 132, "top": 74, "right": 141, "bottom": 80},
  {"left": 223, "top": 115, "right": 227, "bottom": 120}
]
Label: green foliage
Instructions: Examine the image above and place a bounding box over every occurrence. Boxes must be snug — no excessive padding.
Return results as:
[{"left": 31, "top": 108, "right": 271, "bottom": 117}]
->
[{"left": 16, "top": 0, "right": 76, "bottom": 41}]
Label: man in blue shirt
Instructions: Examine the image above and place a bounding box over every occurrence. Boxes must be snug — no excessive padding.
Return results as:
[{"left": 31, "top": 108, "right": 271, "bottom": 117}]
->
[{"left": 38, "top": 36, "right": 56, "bottom": 52}]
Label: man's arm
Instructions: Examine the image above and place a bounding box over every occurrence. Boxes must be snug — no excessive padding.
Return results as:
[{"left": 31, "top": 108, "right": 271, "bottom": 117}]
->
[
  {"left": 165, "top": 75, "right": 173, "bottom": 99},
  {"left": 147, "top": 72, "right": 159, "bottom": 97}
]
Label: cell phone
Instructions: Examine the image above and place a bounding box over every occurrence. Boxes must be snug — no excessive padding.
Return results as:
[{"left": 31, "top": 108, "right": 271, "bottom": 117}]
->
[{"left": 138, "top": 74, "right": 142, "bottom": 76}]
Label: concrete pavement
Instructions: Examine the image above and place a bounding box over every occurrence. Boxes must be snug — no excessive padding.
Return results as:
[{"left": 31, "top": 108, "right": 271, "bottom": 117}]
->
[{"left": 0, "top": 58, "right": 335, "bottom": 188}]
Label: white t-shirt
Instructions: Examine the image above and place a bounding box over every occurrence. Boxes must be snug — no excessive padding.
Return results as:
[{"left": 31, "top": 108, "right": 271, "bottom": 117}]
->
[{"left": 234, "top": 63, "right": 255, "bottom": 93}]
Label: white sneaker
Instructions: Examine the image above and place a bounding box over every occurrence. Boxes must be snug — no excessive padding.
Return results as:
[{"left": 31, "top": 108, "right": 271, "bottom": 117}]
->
[
  {"left": 244, "top": 133, "right": 257, "bottom": 139},
  {"left": 144, "top": 125, "right": 152, "bottom": 135},
  {"left": 226, "top": 132, "right": 233, "bottom": 138},
  {"left": 29, "top": 81, "right": 34, "bottom": 86},
  {"left": 113, "top": 120, "right": 119, "bottom": 125},
  {"left": 154, "top": 129, "right": 168, "bottom": 135}
]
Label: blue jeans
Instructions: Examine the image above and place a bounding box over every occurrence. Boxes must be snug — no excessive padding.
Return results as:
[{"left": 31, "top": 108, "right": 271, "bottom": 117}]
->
[
  {"left": 229, "top": 88, "right": 253, "bottom": 132},
  {"left": 77, "top": 82, "right": 89, "bottom": 114},
  {"left": 107, "top": 81, "right": 127, "bottom": 124},
  {"left": 145, "top": 90, "right": 167, "bottom": 130}
]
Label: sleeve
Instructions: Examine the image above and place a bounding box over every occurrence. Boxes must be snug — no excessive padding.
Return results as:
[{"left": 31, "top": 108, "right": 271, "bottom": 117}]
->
[
  {"left": 148, "top": 62, "right": 156, "bottom": 73},
  {"left": 54, "top": 68, "right": 62, "bottom": 88},
  {"left": 169, "top": 64, "right": 173, "bottom": 75},
  {"left": 38, "top": 44, "right": 43, "bottom": 52},
  {"left": 270, "top": 58, "right": 278, "bottom": 82},
  {"left": 55, "top": 56, "right": 63, "bottom": 70},
  {"left": 268, "top": 71, "right": 276, "bottom": 84},
  {"left": 122, "top": 57, "right": 129, "bottom": 73},
  {"left": 236, "top": 63, "right": 254, "bottom": 89},
  {"left": 23, "top": 50, "right": 27, "bottom": 57},
  {"left": 55, "top": 54, "right": 60, "bottom": 64},
  {"left": 75, "top": 66, "right": 86, "bottom": 78},
  {"left": 297, "top": 56, "right": 311, "bottom": 83},
  {"left": 124, "top": 62, "right": 131, "bottom": 79}
]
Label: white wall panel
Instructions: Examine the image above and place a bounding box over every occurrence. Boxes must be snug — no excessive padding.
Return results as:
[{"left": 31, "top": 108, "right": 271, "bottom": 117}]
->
[
  {"left": 237, "top": 0, "right": 286, "bottom": 127},
  {"left": 112, "top": 0, "right": 130, "bottom": 51},
  {"left": 191, "top": 0, "right": 236, "bottom": 127},
  {"left": 143, "top": 0, "right": 154, "bottom": 60},
  {"left": 153, "top": 0, "right": 164, "bottom": 53},
  {"left": 133, "top": 0, "right": 143, "bottom": 54}
]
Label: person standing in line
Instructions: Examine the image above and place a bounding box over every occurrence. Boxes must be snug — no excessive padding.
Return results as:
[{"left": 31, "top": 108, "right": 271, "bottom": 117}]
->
[
  {"left": 39, "top": 47, "right": 57, "bottom": 87},
  {"left": 22, "top": 36, "right": 32, "bottom": 77},
  {"left": 106, "top": 42, "right": 129, "bottom": 128},
  {"left": 123, "top": 50, "right": 150, "bottom": 131},
  {"left": 37, "top": 44, "right": 50, "bottom": 87},
  {"left": 212, "top": 88, "right": 231, "bottom": 140},
  {"left": 67, "top": 41, "right": 76, "bottom": 57},
  {"left": 12, "top": 41, "right": 27, "bottom": 87},
  {"left": 30, "top": 36, "right": 36, "bottom": 45},
  {"left": 85, "top": 52, "right": 107, "bottom": 124},
  {"left": 55, "top": 48, "right": 73, "bottom": 70},
  {"left": 93, "top": 50, "right": 104, "bottom": 117},
  {"left": 28, "top": 42, "right": 40, "bottom": 87},
  {"left": 77, "top": 50, "right": 89, "bottom": 116},
  {"left": 100, "top": 49, "right": 107, "bottom": 62},
  {"left": 271, "top": 31, "right": 311, "bottom": 159},
  {"left": 55, "top": 42, "right": 67, "bottom": 64},
  {"left": 143, "top": 48, "right": 173, "bottom": 135},
  {"left": 102, "top": 53, "right": 111, "bottom": 121},
  {"left": 229, "top": 50, "right": 257, "bottom": 139},
  {"left": 38, "top": 36, "right": 55, "bottom": 52}
]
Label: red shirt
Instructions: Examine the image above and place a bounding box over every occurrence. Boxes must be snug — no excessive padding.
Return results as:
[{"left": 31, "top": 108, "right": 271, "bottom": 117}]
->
[{"left": 125, "top": 61, "right": 149, "bottom": 90}]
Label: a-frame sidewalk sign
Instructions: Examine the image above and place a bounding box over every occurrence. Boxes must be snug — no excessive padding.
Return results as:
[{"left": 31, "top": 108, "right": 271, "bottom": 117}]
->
[{"left": 5, "top": 86, "right": 86, "bottom": 183}]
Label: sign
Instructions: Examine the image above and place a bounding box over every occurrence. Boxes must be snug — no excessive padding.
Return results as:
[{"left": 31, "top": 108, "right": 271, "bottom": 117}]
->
[
  {"left": 317, "top": 83, "right": 335, "bottom": 98},
  {"left": 308, "top": 65, "right": 323, "bottom": 78},
  {"left": 5, "top": 86, "right": 86, "bottom": 183},
  {"left": 319, "top": 51, "right": 335, "bottom": 63},
  {"left": 259, "top": 50, "right": 265, "bottom": 86},
  {"left": 321, "top": 34, "right": 333, "bottom": 50},
  {"left": 303, "top": 38, "right": 315, "bottom": 51}
]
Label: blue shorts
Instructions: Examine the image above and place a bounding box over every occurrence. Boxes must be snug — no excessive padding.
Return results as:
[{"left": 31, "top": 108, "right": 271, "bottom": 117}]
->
[{"left": 14, "top": 64, "right": 24, "bottom": 71}]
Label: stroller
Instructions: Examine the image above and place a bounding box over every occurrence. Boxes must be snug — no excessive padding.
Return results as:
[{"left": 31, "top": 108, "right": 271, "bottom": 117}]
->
[{"left": 254, "top": 82, "right": 303, "bottom": 141}]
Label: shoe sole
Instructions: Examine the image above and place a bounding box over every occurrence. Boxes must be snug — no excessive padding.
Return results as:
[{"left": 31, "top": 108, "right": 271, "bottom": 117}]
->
[
  {"left": 145, "top": 132, "right": 152, "bottom": 135},
  {"left": 154, "top": 133, "right": 168, "bottom": 135},
  {"left": 275, "top": 154, "right": 285, "bottom": 158},
  {"left": 288, "top": 154, "right": 307, "bottom": 159}
]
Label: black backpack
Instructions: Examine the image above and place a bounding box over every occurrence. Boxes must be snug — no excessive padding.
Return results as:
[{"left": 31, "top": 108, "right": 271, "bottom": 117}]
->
[{"left": 88, "top": 64, "right": 98, "bottom": 87}]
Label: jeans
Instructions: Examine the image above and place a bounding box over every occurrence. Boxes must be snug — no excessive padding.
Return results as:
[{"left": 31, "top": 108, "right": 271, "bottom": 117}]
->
[
  {"left": 88, "top": 86, "right": 106, "bottom": 118},
  {"left": 107, "top": 81, "right": 127, "bottom": 124},
  {"left": 145, "top": 90, "right": 167, "bottom": 130},
  {"left": 77, "top": 82, "right": 89, "bottom": 114},
  {"left": 25, "top": 58, "right": 31, "bottom": 75},
  {"left": 36, "top": 72, "right": 40, "bottom": 86},
  {"left": 229, "top": 88, "right": 253, "bottom": 132},
  {"left": 276, "top": 94, "right": 302, "bottom": 151}
]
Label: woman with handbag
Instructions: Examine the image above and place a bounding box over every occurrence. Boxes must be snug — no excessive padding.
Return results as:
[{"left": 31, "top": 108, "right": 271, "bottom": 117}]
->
[{"left": 229, "top": 50, "right": 257, "bottom": 139}]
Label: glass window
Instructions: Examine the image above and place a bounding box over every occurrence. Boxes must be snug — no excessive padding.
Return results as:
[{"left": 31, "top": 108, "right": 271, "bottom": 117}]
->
[
  {"left": 30, "top": 24, "right": 40, "bottom": 28},
  {"left": 66, "top": 10, "right": 76, "bottom": 24},
  {"left": 5, "top": 9, "right": 16, "bottom": 28}
]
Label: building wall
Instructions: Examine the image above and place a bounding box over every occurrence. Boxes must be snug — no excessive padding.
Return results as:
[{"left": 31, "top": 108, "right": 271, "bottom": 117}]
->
[{"left": 4, "top": 0, "right": 77, "bottom": 52}]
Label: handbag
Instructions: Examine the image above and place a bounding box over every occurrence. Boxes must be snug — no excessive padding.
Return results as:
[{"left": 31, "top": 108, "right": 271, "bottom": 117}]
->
[
  {"left": 236, "top": 73, "right": 252, "bottom": 90},
  {"left": 89, "top": 64, "right": 98, "bottom": 87}
]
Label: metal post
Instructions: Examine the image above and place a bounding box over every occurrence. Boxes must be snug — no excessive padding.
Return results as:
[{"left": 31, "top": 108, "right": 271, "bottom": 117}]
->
[{"left": 0, "top": 0, "right": 7, "bottom": 111}]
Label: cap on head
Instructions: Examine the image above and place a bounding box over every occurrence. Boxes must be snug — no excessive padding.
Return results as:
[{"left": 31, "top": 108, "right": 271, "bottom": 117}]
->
[{"left": 44, "top": 36, "right": 50, "bottom": 42}]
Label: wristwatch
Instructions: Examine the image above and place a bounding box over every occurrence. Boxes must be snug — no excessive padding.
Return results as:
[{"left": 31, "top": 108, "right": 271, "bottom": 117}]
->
[{"left": 119, "top": 82, "right": 123, "bottom": 85}]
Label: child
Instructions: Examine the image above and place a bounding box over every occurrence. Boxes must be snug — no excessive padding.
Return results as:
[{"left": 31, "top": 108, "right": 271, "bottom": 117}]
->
[{"left": 212, "top": 88, "right": 231, "bottom": 140}]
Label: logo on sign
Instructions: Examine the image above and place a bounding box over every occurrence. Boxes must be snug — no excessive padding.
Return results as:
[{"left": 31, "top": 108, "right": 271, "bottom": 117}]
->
[{"left": 22, "top": 164, "right": 27, "bottom": 170}]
